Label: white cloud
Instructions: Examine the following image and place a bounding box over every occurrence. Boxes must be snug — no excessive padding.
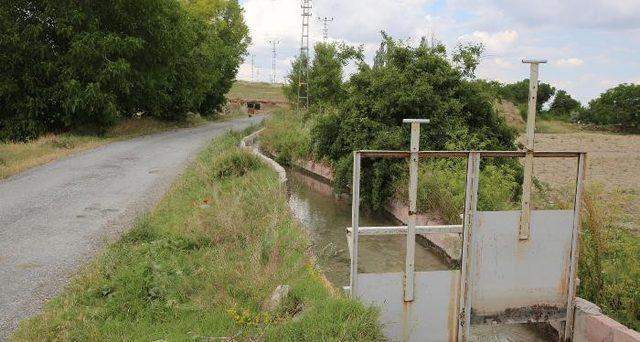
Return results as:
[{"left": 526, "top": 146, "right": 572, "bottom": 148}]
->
[
  {"left": 458, "top": 30, "right": 519, "bottom": 54},
  {"left": 448, "top": 0, "right": 640, "bottom": 30},
  {"left": 494, "top": 58, "right": 514, "bottom": 68},
  {"left": 556, "top": 58, "right": 585, "bottom": 67},
  {"left": 236, "top": 0, "right": 640, "bottom": 102}
]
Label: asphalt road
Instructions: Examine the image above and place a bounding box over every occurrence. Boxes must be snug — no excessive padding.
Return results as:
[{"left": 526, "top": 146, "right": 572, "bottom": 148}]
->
[{"left": 0, "top": 116, "right": 264, "bottom": 339}]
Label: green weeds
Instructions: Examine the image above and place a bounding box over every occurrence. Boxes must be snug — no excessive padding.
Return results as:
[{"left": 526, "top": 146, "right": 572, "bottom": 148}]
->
[{"left": 260, "top": 110, "right": 311, "bottom": 165}]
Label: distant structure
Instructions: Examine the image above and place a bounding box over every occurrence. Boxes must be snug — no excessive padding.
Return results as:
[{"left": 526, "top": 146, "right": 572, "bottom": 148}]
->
[
  {"left": 269, "top": 40, "right": 279, "bottom": 84},
  {"left": 297, "top": 0, "right": 312, "bottom": 110},
  {"left": 317, "top": 16, "right": 334, "bottom": 40}
]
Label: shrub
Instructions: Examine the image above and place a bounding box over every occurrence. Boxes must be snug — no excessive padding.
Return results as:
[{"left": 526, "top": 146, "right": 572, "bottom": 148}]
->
[{"left": 211, "top": 150, "right": 263, "bottom": 179}]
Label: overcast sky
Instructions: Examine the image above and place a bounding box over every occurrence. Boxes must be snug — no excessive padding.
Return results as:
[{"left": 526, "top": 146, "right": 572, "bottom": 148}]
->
[{"left": 237, "top": 0, "right": 640, "bottom": 103}]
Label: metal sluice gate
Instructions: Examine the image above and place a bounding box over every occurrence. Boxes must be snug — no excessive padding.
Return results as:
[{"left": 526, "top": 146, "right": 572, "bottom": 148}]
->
[{"left": 344, "top": 119, "right": 587, "bottom": 341}]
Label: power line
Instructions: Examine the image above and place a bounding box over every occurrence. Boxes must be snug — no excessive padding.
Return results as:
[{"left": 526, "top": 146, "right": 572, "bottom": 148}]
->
[
  {"left": 269, "top": 40, "right": 279, "bottom": 84},
  {"left": 297, "top": 0, "right": 312, "bottom": 111},
  {"left": 317, "top": 16, "right": 334, "bottom": 40}
]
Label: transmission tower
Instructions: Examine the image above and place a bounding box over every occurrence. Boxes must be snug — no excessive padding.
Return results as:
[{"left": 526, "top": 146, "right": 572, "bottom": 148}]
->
[
  {"left": 297, "top": 0, "right": 312, "bottom": 110},
  {"left": 250, "top": 54, "right": 255, "bottom": 82},
  {"left": 317, "top": 16, "right": 334, "bottom": 40},
  {"left": 269, "top": 40, "right": 279, "bottom": 84}
]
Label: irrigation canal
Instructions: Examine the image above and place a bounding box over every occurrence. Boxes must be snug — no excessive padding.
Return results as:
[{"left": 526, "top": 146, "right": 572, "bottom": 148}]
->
[{"left": 286, "top": 168, "right": 551, "bottom": 342}]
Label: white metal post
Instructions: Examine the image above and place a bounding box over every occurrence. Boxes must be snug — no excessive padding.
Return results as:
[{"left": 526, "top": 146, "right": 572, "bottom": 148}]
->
[
  {"left": 458, "top": 152, "right": 481, "bottom": 342},
  {"left": 402, "top": 119, "right": 430, "bottom": 302},
  {"left": 519, "top": 59, "right": 547, "bottom": 240},
  {"left": 562, "top": 153, "right": 587, "bottom": 341},
  {"left": 349, "top": 152, "right": 361, "bottom": 296}
]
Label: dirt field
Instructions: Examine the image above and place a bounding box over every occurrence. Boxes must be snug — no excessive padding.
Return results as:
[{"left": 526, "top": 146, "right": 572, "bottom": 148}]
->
[{"left": 526, "top": 132, "right": 640, "bottom": 233}]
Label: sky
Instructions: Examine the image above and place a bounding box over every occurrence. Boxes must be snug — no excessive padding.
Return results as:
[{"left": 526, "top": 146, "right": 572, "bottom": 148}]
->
[{"left": 236, "top": 0, "right": 640, "bottom": 103}]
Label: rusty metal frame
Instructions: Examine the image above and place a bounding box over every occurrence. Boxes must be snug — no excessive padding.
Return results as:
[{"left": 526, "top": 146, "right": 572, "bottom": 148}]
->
[{"left": 348, "top": 148, "right": 586, "bottom": 341}]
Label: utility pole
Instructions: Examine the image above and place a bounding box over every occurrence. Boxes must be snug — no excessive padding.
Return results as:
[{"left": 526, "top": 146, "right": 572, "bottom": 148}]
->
[
  {"left": 297, "top": 0, "right": 312, "bottom": 111},
  {"left": 317, "top": 16, "right": 334, "bottom": 40},
  {"left": 518, "top": 59, "right": 547, "bottom": 241},
  {"left": 269, "top": 40, "right": 279, "bottom": 84},
  {"left": 250, "top": 54, "right": 255, "bottom": 82}
]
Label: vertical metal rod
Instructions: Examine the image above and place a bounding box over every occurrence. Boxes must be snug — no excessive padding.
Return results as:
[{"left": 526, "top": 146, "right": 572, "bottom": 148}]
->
[
  {"left": 458, "top": 152, "right": 480, "bottom": 342},
  {"left": 404, "top": 122, "right": 421, "bottom": 302},
  {"left": 562, "top": 153, "right": 587, "bottom": 341},
  {"left": 349, "top": 152, "right": 361, "bottom": 297},
  {"left": 519, "top": 59, "right": 547, "bottom": 240}
]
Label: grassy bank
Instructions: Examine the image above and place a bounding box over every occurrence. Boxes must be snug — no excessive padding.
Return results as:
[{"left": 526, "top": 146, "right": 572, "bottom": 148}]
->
[
  {"left": 0, "top": 113, "right": 246, "bottom": 180},
  {"left": 12, "top": 132, "right": 381, "bottom": 341}
]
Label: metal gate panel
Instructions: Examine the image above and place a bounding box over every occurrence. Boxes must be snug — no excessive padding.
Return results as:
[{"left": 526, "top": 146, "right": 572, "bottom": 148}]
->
[
  {"left": 470, "top": 210, "right": 574, "bottom": 324},
  {"left": 356, "top": 271, "right": 460, "bottom": 342}
]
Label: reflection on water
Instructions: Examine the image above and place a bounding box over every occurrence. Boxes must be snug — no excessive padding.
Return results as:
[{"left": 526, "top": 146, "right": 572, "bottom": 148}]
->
[{"left": 287, "top": 169, "right": 448, "bottom": 287}]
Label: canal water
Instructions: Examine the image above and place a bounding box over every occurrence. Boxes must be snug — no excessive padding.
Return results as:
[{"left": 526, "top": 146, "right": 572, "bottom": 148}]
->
[
  {"left": 286, "top": 168, "right": 551, "bottom": 341},
  {"left": 287, "top": 168, "right": 450, "bottom": 286}
]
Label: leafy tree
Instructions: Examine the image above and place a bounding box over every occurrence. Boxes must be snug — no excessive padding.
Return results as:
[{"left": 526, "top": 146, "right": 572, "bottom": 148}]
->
[
  {"left": 283, "top": 54, "right": 309, "bottom": 106},
  {"left": 499, "top": 79, "right": 556, "bottom": 109},
  {"left": 580, "top": 83, "right": 640, "bottom": 130},
  {"left": 310, "top": 34, "right": 518, "bottom": 209},
  {"left": 284, "top": 42, "right": 362, "bottom": 107},
  {"left": 0, "top": 0, "right": 249, "bottom": 141},
  {"left": 548, "top": 89, "right": 582, "bottom": 120},
  {"left": 452, "top": 42, "right": 484, "bottom": 78}
]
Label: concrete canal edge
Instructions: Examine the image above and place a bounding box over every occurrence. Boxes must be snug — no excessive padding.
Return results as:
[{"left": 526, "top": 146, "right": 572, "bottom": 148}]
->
[
  {"left": 240, "top": 130, "right": 640, "bottom": 341},
  {"left": 239, "top": 130, "right": 337, "bottom": 297},
  {"left": 240, "top": 128, "right": 287, "bottom": 186}
]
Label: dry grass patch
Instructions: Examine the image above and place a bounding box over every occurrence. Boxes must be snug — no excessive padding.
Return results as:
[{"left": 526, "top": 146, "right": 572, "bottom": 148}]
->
[
  {"left": 227, "top": 81, "right": 286, "bottom": 102},
  {"left": 0, "top": 114, "right": 241, "bottom": 180}
]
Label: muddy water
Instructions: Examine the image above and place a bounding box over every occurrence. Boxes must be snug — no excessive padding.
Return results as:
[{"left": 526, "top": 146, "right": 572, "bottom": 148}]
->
[{"left": 287, "top": 169, "right": 449, "bottom": 287}]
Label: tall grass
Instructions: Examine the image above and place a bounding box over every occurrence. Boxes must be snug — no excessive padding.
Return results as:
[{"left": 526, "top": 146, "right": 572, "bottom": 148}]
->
[
  {"left": 260, "top": 110, "right": 311, "bottom": 166},
  {"left": 12, "top": 133, "right": 381, "bottom": 341},
  {"left": 536, "top": 184, "right": 640, "bottom": 330},
  {"left": 394, "top": 160, "right": 520, "bottom": 223},
  {"left": 576, "top": 188, "right": 640, "bottom": 331}
]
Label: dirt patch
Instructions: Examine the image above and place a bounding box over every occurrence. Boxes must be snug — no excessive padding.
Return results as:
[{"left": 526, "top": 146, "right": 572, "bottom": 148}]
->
[
  {"left": 496, "top": 100, "right": 525, "bottom": 131},
  {"left": 523, "top": 132, "right": 640, "bottom": 233}
]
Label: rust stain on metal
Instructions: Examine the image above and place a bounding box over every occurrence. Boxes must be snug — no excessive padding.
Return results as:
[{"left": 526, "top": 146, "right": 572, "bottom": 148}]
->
[
  {"left": 472, "top": 304, "right": 566, "bottom": 325},
  {"left": 559, "top": 252, "right": 570, "bottom": 297},
  {"left": 447, "top": 271, "right": 459, "bottom": 341},
  {"left": 402, "top": 297, "right": 411, "bottom": 341}
]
